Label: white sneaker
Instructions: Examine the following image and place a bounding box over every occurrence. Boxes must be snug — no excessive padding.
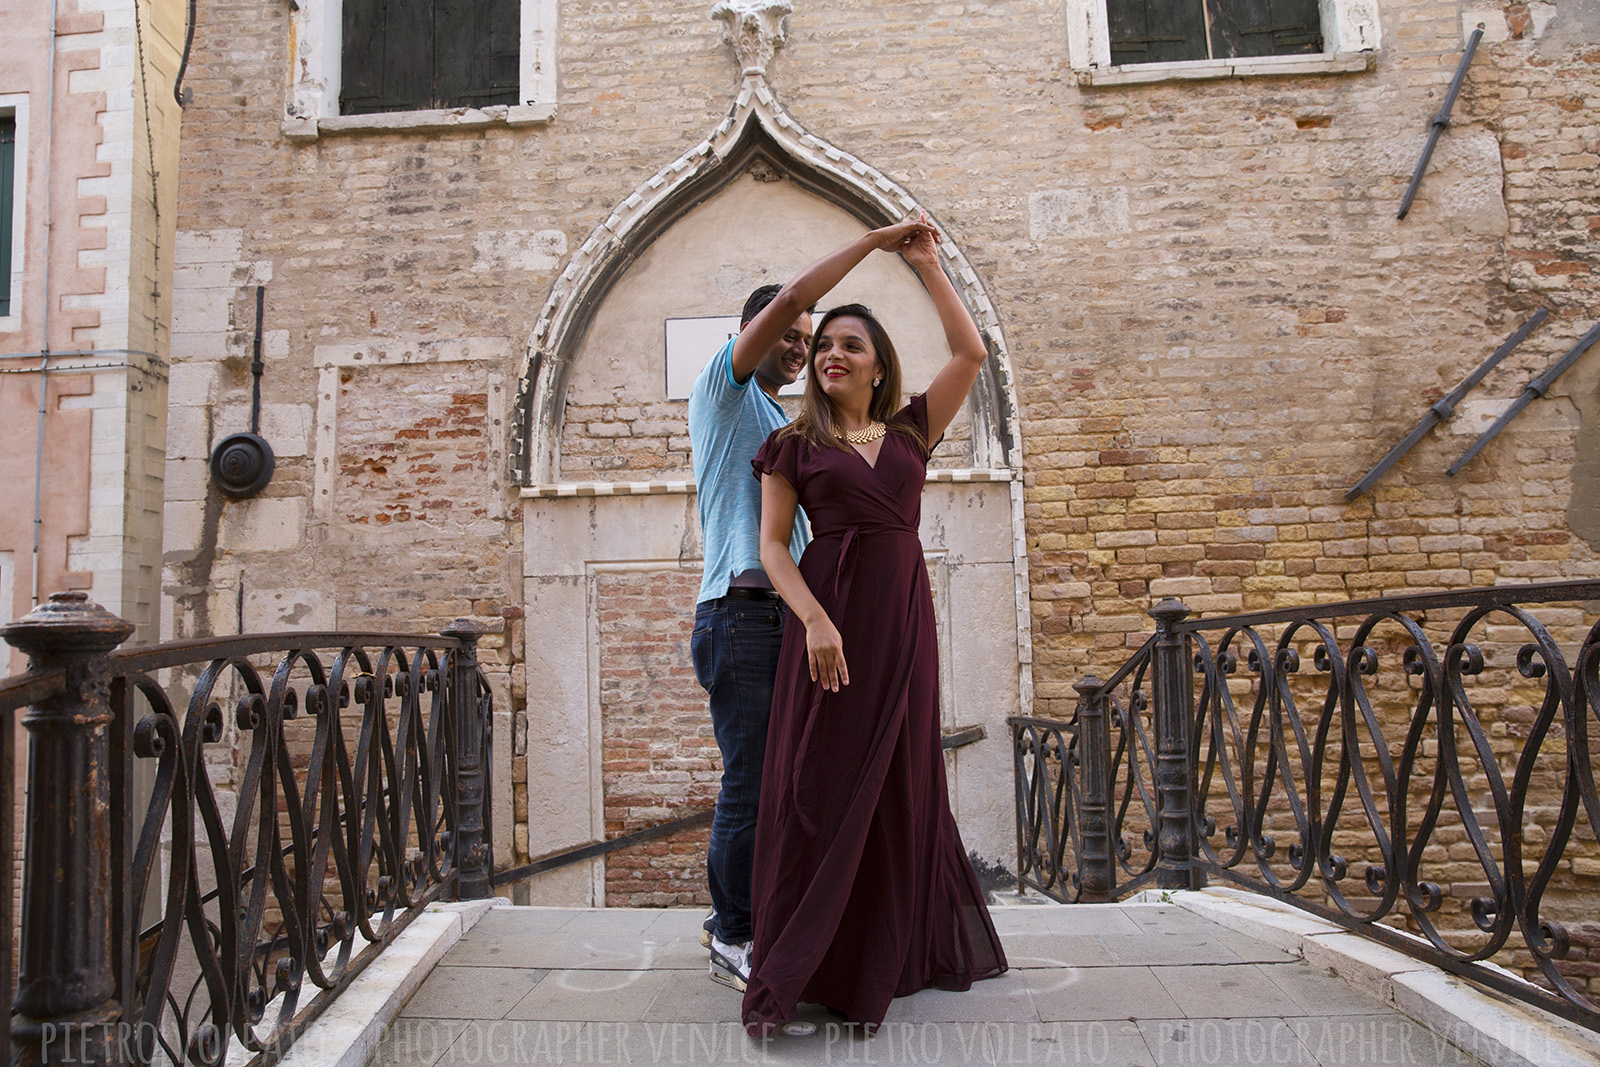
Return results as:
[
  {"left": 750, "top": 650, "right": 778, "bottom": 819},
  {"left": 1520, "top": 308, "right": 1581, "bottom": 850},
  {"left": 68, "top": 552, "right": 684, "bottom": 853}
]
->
[
  {"left": 708, "top": 936, "right": 751, "bottom": 991},
  {"left": 700, "top": 910, "right": 716, "bottom": 949}
]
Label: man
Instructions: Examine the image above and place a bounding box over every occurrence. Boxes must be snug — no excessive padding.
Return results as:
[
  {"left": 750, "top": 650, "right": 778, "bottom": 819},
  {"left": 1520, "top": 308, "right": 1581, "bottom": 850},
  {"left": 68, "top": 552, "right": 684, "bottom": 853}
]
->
[{"left": 687, "top": 284, "right": 812, "bottom": 991}]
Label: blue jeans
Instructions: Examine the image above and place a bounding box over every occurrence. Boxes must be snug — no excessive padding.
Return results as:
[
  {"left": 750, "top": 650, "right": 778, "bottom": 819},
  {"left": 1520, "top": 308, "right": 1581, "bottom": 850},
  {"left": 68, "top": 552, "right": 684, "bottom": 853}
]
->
[{"left": 691, "top": 595, "right": 786, "bottom": 945}]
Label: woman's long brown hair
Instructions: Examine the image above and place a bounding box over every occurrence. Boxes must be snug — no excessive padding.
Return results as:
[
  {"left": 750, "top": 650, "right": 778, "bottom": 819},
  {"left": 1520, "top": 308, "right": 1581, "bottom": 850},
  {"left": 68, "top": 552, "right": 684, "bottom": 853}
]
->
[{"left": 779, "top": 303, "right": 927, "bottom": 453}]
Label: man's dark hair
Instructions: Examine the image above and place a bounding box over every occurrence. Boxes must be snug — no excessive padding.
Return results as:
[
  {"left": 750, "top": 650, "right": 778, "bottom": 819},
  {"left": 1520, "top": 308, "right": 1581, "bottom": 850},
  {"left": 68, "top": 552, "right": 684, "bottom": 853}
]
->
[{"left": 740, "top": 284, "right": 814, "bottom": 326}]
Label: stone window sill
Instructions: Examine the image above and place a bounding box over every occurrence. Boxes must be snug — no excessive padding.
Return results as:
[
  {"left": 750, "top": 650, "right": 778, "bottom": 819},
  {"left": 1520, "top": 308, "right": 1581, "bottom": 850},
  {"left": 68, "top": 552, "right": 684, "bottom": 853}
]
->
[
  {"left": 282, "top": 102, "right": 556, "bottom": 142},
  {"left": 1078, "top": 51, "right": 1371, "bottom": 87}
]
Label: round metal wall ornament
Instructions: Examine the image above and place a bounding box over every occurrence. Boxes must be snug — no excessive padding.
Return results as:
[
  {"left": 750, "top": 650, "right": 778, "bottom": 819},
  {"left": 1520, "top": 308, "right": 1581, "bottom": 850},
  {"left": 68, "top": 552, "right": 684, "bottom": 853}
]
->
[{"left": 210, "top": 431, "right": 276, "bottom": 499}]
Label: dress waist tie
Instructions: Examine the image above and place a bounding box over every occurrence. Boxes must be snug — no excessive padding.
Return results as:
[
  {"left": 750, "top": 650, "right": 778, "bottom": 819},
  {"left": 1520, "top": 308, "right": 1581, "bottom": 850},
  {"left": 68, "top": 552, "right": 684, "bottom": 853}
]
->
[{"left": 790, "top": 520, "right": 919, "bottom": 836}]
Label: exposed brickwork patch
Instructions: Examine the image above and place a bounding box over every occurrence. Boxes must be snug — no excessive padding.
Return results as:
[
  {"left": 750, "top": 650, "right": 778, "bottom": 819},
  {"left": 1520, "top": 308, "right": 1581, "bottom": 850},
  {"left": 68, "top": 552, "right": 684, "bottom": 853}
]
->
[
  {"left": 597, "top": 569, "right": 716, "bottom": 907},
  {"left": 339, "top": 367, "right": 490, "bottom": 528}
]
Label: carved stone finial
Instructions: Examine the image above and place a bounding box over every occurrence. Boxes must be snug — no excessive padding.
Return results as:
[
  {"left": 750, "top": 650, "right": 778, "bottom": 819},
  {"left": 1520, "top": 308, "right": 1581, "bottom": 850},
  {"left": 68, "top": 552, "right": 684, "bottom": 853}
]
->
[{"left": 711, "top": 0, "right": 793, "bottom": 78}]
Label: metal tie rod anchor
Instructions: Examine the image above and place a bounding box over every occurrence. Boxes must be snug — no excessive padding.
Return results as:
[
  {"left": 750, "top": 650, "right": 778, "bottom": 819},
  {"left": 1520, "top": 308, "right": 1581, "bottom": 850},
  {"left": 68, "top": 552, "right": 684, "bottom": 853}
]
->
[
  {"left": 1345, "top": 308, "right": 1548, "bottom": 500},
  {"left": 1397, "top": 27, "right": 1483, "bottom": 220},
  {"left": 1448, "top": 317, "right": 1600, "bottom": 476}
]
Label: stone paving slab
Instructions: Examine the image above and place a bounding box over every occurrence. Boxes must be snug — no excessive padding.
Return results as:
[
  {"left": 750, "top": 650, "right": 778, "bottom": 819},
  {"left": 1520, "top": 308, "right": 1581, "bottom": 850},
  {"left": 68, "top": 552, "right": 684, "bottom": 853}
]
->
[
  {"left": 359, "top": 902, "right": 1519, "bottom": 1066},
  {"left": 502, "top": 969, "right": 675, "bottom": 1022},
  {"left": 1022, "top": 963, "right": 1185, "bottom": 1022},
  {"left": 401, "top": 966, "right": 550, "bottom": 1020}
]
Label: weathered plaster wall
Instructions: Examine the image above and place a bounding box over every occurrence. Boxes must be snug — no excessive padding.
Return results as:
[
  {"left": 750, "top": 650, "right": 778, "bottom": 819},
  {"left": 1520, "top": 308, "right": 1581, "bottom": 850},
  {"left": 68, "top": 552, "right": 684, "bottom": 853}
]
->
[{"left": 166, "top": 0, "right": 1599, "bottom": 926}]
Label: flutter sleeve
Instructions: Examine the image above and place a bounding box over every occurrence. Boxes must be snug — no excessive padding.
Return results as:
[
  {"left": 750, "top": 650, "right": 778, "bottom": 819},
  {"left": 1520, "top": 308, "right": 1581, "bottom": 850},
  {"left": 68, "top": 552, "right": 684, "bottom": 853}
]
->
[
  {"left": 752, "top": 428, "right": 806, "bottom": 494},
  {"left": 892, "top": 393, "right": 937, "bottom": 462}
]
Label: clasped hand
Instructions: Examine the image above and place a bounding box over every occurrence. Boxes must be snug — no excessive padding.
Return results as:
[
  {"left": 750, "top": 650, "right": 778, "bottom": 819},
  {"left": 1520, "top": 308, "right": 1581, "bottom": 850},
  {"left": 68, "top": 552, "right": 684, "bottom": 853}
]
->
[{"left": 873, "top": 213, "right": 941, "bottom": 273}]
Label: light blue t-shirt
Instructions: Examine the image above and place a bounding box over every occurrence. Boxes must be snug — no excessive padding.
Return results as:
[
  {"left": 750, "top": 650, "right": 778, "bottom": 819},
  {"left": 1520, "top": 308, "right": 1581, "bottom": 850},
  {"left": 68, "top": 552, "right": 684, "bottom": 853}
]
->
[{"left": 689, "top": 338, "right": 810, "bottom": 604}]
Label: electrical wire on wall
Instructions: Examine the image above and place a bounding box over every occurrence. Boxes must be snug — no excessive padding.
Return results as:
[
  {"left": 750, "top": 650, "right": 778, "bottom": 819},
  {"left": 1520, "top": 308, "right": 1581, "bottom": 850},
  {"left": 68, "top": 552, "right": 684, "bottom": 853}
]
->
[
  {"left": 31, "top": 0, "right": 61, "bottom": 611},
  {"left": 133, "top": 0, "right": 164, "bottom": 331}
]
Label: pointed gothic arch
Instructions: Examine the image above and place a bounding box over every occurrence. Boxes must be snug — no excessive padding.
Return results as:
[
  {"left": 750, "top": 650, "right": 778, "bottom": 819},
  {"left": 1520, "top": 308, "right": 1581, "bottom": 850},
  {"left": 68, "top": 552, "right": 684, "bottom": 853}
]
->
[
  {"left": 508, "top": 79, "right": 1024, "bottom": 487},
  {"left": 512, "top": 44, "right": 1037, "bottom": 898}
]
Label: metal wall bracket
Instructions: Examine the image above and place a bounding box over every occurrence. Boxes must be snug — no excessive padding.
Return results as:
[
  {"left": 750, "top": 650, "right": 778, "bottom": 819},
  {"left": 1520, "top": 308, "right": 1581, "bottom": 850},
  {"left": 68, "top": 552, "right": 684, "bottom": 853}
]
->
[
  {"left": 1448, "top": 317, "right": 1600, "bottom": 476},
  {"left": 1345, "top": 308, "right": 1547, "bottom": 500},
  {"left": 1397, "top": 27, "right": 1483, "bottom": 220}
]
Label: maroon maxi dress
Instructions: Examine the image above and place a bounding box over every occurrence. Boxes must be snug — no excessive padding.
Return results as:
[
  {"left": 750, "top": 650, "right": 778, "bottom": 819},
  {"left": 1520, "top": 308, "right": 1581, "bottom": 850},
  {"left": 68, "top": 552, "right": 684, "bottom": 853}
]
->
[{"left": 742, "top": 395, "right": 1007, "bottom": 1033}]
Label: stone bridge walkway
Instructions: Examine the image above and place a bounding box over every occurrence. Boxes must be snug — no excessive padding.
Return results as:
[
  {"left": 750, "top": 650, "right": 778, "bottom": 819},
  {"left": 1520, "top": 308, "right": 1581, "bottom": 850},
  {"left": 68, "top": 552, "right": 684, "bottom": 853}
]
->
[{"left": 328, "top": 890, "right": 1596, "bottom": 1067}]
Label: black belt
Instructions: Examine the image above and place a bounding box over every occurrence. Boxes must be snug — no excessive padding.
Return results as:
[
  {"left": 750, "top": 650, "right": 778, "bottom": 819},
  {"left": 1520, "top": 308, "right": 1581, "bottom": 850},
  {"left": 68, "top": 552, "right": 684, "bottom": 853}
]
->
[{"left": 722, "top": 587, "right": 781, "bottom": 601}]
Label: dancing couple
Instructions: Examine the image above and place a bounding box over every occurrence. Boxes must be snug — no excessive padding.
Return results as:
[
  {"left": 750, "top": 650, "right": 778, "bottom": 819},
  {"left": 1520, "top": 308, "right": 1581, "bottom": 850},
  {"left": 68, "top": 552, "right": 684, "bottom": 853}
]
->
[{"left": 688, "top": 214, "right": 1008, "bottom": 1037}]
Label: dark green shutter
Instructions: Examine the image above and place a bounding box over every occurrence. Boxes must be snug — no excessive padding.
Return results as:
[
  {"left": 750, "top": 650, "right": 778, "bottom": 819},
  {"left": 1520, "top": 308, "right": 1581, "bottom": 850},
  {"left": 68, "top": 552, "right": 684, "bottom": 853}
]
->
[
  {"left": 1107, "top": 0, "right": 1209, "bottom": 65},
  {"left": 434, "top": 0, "right": 519, "bottom": 108},
  {"left": 342, "top": 0, "right": 434, "bottom": 113},
  {"left": 1209, "top": 0, "right": 1323, "bottom": 58},
  {"left": 341, "top": 0, "right": 517, "bottom": 115},
  {"left": 0, "top": 118, "right": 12, "bottom": 318}
]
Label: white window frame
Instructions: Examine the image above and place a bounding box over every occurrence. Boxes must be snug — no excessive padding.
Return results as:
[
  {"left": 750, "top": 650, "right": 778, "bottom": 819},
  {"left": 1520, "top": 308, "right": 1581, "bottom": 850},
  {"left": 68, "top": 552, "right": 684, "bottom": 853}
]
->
[
  {"left": 1065, "top": 0, "right": 1380, "bottom": 86},
  {"left": 0, "top": 95, "right": 28, "bottom": 334},
  {"left": 283, "top": 0, "right": 557, "bottom": 140}
]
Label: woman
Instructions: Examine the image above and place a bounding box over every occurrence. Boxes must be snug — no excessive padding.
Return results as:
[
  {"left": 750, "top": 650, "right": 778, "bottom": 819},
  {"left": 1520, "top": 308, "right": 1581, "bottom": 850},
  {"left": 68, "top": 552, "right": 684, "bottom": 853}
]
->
[{"left": 739, "top": 215, "right": 1008, "bottom": 1035}]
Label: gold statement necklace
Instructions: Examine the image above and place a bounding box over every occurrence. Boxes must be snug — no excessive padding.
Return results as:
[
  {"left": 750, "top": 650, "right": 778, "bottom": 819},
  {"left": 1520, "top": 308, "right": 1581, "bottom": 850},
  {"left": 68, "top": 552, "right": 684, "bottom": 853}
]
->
[{"left": 834, "top": 421, "right": 887, "bottom": 445}]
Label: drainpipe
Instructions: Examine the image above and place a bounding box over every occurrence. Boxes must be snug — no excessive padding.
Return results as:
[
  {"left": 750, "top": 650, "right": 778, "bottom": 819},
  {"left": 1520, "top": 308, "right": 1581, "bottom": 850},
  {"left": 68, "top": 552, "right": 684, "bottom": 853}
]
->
[
  {"left": 30, "top": 0, "right": 60, "bottom": 609},
  {"left": 31, "top": 353, "right": 48, "bottom": 609}
]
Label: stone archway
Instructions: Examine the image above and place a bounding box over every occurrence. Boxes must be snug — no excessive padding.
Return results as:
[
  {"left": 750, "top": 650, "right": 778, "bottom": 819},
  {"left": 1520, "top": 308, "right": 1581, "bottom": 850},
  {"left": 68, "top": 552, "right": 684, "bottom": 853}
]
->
[{"left": 512, "top": 3, "right": 1033, "bottom": 905}]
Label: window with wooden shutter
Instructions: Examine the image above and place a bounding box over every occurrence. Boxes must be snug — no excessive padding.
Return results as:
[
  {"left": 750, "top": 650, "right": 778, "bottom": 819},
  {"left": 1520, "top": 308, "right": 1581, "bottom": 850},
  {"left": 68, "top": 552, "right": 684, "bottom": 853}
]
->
[
  {"left": 1210, "top": 0, "right": 1323, "bottom": 58},
  {"left": 0, "top": 117, "right": 13, "bottom": 318},
  {"left": 1108, "top": 0, "right": 1209, "bottom": 65},
  {"left": 1108, "top": 0, "right": 1323, "bottom": 65},
  {"left": 340, "top": 0, "right": 519, "bottom": 115}
]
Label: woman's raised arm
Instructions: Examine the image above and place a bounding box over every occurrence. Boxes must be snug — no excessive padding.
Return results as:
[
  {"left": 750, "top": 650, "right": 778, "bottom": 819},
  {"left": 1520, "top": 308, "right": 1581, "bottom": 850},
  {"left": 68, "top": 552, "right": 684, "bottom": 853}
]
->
[{"left": 902, "top": 224, "right": 988, "bottom": 443}]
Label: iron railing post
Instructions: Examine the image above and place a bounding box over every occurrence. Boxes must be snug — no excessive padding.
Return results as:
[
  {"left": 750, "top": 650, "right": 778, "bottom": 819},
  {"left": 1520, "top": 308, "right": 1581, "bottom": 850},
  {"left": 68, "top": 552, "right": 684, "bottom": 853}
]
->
[
  {"left": 2, "top": 592, "right": 134, "bottom": 1066},
  {"left": 442, "top": 618, "right": 491, "bottom": 899},
  {"left": 1073, "top": 676, "right": 1114, "bottom": 901},
  {"left": 1149, "top": 598, "right": 1197, "bottom": 892}
]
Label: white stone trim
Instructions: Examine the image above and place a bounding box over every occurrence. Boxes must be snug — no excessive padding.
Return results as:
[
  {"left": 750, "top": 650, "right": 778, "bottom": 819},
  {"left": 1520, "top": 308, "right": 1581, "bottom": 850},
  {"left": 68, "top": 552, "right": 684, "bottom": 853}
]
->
[
  {"left": 283, "top": 0, "right": 557, "bottom": 140},
  {"left": 517, "top": 468, "right": 1017, "bottom": 499},
  {"left": 1081, "top": 51, "right": 1371, "bottom": 86},
  {"left": 67, "top": 0, "right": 138, "bottom": 350},
  {"left": 0, "top": 94, "right": 27, "bottom": 333},
  {"left": 0, "top": 550, "right": 13, "bottom": 627},
  {"left": 711, "top": 0, "right": 791, "bottom": 77},
  {"left": 278, "top": 900, "right": 505, "bottom": 1067},
  {"left": 61, "top": 369, "right": 134, "bottom": 617},
  {"left": 1065, "top": 0, "right": 1379, "bottom": 84},
  {"left": 281, "top": 104, "right": 555, "bottom": 143},
  {"left": 1160, "top": 888, "right": 1600, "bottom": 1067}
]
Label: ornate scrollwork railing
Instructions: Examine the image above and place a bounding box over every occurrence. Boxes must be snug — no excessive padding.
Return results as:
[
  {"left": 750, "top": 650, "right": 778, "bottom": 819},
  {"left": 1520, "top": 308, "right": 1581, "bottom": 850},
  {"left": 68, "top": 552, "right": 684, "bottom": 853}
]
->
[
  {"left": 2, "top": 593, "right": 494, "bottom": 1066},
  {"left": 1012, "top": 642, "right": 1164, "bottom": 902},
  {"left": 1013, "top": 579, "right": 1600, "bottom": 1032}
]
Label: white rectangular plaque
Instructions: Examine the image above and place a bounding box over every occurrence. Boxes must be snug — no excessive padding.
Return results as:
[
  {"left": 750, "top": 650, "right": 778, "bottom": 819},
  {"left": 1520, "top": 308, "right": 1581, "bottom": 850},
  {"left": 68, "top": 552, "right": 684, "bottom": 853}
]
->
[{"left": 665, "top": 315, "right": 805, "bottom": 401}]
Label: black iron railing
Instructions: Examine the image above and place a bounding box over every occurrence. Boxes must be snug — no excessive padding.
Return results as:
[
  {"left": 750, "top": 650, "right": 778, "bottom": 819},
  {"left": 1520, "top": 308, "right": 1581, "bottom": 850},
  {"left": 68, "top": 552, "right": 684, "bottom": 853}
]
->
[
  {"left": 1012, "top": 579, "right": 1600, "bottom": 1031},
  {"left": 2, "top": 592, "right": 493, "bottom": 1066}
]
